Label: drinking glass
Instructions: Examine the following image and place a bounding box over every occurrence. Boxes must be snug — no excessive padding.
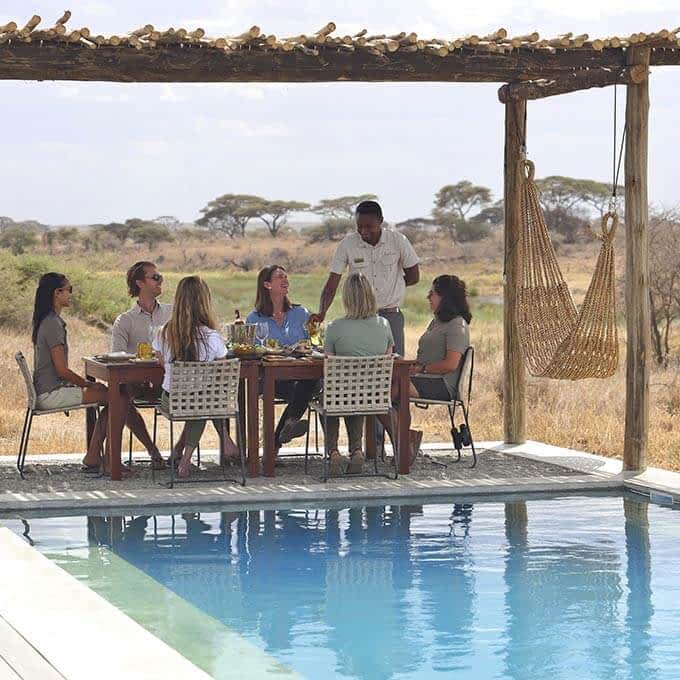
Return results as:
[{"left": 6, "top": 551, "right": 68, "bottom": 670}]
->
[{"left": 256, "top": 322, "right": 270, "bottom": 346}]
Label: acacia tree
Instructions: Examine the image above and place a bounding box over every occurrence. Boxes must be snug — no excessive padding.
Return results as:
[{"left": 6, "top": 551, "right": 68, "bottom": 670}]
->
[
  {"left": 534, "top": 176, "right": 621, "bottom": 243},
  {"left": 196, "top": 194, "right": 263, "bottom": 238},
  {"left": 432, "top": 181, "right": 492, "bottom": 241},
  {"left": 311, "top": 194, "right": 378, "bottom": 220},
  {"left": 649, "top": 207, "right": 680, "bottom": 368},
  {"left": 252, "top": 199, "right": 310, "bottom": 237}
]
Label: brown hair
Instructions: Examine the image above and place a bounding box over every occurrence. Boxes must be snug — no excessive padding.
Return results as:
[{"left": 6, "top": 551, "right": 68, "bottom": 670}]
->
[
  {"left": 126, "top": 260, "right": 155, "bottom": 297},
  {"left": 161, "top": 276, "right": 218, "bottom": 362},
  {"left": 432, "top": 274, "right": 472, "bottom": 324},
  {"left": 254, "top": 264, "right": 291, "bottom": 317}
]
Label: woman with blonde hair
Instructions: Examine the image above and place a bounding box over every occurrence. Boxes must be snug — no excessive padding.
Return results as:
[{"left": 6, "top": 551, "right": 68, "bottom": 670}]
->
[
  {"left": 323, "top": 272, "right": 394, "bottom": 474},
  {"left": 153, "top": 276, "right": 239, "bottom": 479}
]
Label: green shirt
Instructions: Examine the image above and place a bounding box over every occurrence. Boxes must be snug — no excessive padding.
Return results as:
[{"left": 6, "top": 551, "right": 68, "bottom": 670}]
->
[
  {"left": 416, "top": 316, "right": 470, "bottom": 396},
  {"left": 324, "top": 316, "right": 394, "bottom": 357}
]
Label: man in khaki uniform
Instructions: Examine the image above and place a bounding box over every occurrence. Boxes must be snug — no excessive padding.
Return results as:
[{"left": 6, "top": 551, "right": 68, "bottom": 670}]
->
[{"left": 311, "top": 200, "right": 420, "bottom": 356}]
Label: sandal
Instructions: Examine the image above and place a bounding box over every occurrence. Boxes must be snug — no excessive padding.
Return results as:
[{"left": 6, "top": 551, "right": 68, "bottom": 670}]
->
[
  {"left": 328, "top": 450, "right": 350, "bottom": 475},
  {"left": 348, "top": 450, "right": 365, "bottom": 474},
  {"left": 80, "top": 463, "right": 100, "bottom": 474}
]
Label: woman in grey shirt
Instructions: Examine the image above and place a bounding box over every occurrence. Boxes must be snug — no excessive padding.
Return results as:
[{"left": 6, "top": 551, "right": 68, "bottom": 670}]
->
[
  {"left": 407, "top": 274, "right": 472, "bottom": 458},
  {"left": 32, "top": 272, "right": 110, "bottom": 471}
]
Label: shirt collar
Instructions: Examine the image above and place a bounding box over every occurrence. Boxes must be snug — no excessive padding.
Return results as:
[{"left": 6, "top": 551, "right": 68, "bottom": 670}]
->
[{"left": 133, "top": 300, "right": 158, "bottom": 315}]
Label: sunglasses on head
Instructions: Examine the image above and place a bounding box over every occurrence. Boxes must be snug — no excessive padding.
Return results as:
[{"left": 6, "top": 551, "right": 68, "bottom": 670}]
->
[{"left": 147, "top": 273, "right": 163, "bottom": 282}]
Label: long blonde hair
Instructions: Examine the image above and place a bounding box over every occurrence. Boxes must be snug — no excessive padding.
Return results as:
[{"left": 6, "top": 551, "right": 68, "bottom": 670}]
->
[
  {"left": 342, "top": 272, "right": 377, "bottom": 320},
  {"left": 161, "top": 276, "right": 218, "bottom": 361}
]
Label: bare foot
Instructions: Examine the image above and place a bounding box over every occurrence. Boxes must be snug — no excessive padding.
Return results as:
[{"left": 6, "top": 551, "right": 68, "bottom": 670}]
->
[
  {"left": 178, "top": 457, "right": 192, "bottom": 479},
  {"left": 220, "top": 436, "right": 240, "bottom": 464}
]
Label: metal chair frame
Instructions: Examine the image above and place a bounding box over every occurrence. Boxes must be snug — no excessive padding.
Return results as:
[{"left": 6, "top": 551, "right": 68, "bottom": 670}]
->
[
  {"left": 410, "top": 346, "right": 477, "bottom": 468},
  {"left": 308, "top": 355, "right": 398, "bottom": 481},
  {"left": 155, "top": 359, "right": 246, "bottom": 488},
  {"left": 14, "top": 351, "right": 103, "bottom": 479}
]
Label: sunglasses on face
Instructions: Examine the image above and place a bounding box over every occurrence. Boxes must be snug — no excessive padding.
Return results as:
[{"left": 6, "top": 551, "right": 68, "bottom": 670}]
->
[{"left": 147, "top": 273, "right": 163, "bottom": 282}]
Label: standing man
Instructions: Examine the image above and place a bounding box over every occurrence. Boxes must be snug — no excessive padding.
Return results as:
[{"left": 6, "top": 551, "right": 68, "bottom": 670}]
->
[
  {"left": 311, "top": 200, "right": 419, "bottom": 356},
  {"left": 111, "top": 260, "right": 172, "bottom": 468}
]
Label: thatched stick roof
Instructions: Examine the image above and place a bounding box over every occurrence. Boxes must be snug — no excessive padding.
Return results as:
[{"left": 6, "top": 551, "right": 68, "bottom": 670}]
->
[{"left": 1, "top": 13, "right": 679, "bottom": 83}]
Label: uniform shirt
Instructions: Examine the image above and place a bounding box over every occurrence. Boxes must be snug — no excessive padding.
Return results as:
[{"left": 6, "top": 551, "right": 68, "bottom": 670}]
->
[
  {"left": 416, "top": 316, "right": 470, "bottom": 396},
  {"left": 33, "top": 312, "right": 69, "bottom": 395},
  {"left": 152, "top": 326, "right": 227, "bottom": 393},
  {"left": 111, "top": 301, "right": 172, "bottom": 353},
  {"left": 324, "top": 316, "right": 394, "bottom": 357},
  {"left": 329, "top": 228, "right": 419, "bottom": 309},
  {"left": 246, "top": 304, "right": 309, "bottom": 346}
]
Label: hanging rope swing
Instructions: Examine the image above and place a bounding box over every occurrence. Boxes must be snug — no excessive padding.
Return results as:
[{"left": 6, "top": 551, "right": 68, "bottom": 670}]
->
[
  {"left": 514, "top": 85, "right": 624, "bottom": 380},
  {"left": 516, "top": 161, "right": 619, "bottom": 379}
]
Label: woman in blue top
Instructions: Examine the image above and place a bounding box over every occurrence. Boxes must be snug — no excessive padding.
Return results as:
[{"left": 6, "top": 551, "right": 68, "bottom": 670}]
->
[{"left": 247, "top": 265, "right": 318, "bottom": 451}]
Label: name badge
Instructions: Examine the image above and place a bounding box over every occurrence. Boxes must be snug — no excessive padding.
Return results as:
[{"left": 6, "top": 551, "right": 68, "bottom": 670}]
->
[{"left": 353, "top": 257, "right": 365, "bottom": 264}]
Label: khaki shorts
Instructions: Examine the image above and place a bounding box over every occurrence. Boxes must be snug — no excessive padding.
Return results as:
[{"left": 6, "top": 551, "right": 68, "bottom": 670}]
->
[{"left": 36, "top": 386, "right": 83, "bottom": 411}]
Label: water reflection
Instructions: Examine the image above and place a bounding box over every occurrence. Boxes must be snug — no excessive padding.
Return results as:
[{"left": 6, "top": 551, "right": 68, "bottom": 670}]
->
[{"left": 16, "top": 496, "right": 663, "bottom": 680}]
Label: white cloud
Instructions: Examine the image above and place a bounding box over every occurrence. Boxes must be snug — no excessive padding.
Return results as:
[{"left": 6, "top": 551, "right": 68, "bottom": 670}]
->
[
  {"left": 133, "top": 140, "right": 172, "bottom": 155},
  {"left": 194, "top": 115, "right": 287, "bottom": 137},
  {"left": 52, "top": 84, "right": 81, "bottom": 99},
  {"left": 93, "top": 93, "right": 130, "bottom": 103},
  {"left": 159, "top": 84, "right": 187, "bottom": 103}
]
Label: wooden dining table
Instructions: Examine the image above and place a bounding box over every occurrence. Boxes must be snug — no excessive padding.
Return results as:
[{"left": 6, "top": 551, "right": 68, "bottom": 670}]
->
[{"left": 84, "top": 355, "right": 414, "bottom": 481}]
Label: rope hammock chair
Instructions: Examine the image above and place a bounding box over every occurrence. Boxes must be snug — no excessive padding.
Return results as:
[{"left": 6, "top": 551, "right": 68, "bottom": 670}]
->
[{"left": 515, "top": 159, "right": 619, "bottom": 380}]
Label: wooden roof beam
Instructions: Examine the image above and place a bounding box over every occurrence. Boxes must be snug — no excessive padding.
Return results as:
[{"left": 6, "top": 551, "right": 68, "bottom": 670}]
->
[{"left": 498, "top": 64, "right": 647, "bottom": 102}]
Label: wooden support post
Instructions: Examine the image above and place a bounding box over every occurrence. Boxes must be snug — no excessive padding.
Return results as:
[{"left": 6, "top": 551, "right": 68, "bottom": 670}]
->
[
  {"left": 623, "top": 46, "right": 651, "bottom": 471},
  {"left": 503, "top": 97, "right": 526, "bottom": 444}
]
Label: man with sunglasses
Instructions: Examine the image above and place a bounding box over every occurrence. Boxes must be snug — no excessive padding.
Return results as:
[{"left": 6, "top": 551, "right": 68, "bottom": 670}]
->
[{"left": 111, "top": 261, "right": 171, "bottom": 468}]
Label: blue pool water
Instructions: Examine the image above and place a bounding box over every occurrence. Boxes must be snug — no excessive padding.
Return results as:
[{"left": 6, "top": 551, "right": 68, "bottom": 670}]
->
[{"left": 5, "top": 493, "right": 680, "bottom": 679}]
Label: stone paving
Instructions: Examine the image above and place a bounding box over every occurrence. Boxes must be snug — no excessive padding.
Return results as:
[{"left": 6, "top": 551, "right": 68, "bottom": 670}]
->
[{"left": 0, "top": 445, "right": 620, "bottom": 515}]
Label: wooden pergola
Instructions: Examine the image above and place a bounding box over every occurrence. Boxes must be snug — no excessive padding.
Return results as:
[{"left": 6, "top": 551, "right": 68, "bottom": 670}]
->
[{"left": 3, "top": 14, "right": 679, "bottom": 471}]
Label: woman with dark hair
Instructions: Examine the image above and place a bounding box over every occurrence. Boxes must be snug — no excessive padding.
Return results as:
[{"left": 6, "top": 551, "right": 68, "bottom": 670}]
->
[
  {"left": 411, "top": 274, "right": 471, "bottom": 399},
  {"left": 246, "top": 264, "right": 317, "bottom": 450},
  {"left": 406, "top": 274, "right": 472, "bottom": 456},
  {"left": 32, "top": 272, "right": 109, "bottom": 471}
]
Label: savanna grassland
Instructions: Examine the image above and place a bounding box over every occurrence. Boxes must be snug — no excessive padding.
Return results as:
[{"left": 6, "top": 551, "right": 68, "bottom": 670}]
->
[{"left": 1, "top": 231, "right": 678, "bottom": 470}]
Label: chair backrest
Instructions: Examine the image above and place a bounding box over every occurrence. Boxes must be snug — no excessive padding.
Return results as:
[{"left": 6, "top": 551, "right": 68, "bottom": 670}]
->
[
  {"left": 15, "top": 351, "right": 37, "bottom": 410},
  {"left": 167, "top": 359, "right": 240, "bottom": 419},
  {"left": 454, "top": 346, "right": 474, "bottom": 405},
  {"left": 323, "top": 354, "right": 394, "bottom": 415}
]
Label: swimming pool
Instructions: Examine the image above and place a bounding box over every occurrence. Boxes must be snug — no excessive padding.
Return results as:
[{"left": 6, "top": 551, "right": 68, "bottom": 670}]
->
[{"left": 5, "top": 493, "right": 680, "bottom": 679}]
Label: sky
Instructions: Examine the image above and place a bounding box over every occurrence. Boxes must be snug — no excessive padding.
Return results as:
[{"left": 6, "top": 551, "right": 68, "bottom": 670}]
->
[{"left": 1, "top": 0, "right": 679, "bottom": 226}]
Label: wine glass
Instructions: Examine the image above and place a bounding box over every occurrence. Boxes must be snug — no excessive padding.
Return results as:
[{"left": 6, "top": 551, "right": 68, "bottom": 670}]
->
[{"left": 255, "top": 322, "right": 270, "bottom": 347}]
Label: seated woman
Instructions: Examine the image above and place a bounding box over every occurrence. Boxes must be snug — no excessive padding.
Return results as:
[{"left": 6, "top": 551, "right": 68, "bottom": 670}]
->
[
  {"left": 32, "top": 273, "right": 109, "bottom": 472},
  {"left": 153, "top": 276, "right": 240, "bottom": 479},
  {"left": 323, "top": 272, "right": 394, "bottom": 474},
  {"left": 247, "top": 265, "right": 317, "bottom": 450},
  {"left": 407, "top": 274, "right": 472, "bottom": 458}
]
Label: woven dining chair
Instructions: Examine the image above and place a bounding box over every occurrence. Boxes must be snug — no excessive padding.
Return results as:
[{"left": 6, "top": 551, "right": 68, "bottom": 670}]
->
[
  {"left": 155, "top": 358, "right": 245, "bottom": 488},
  {"left": 14, "top": 351, "right": 103, "bottom": 479},
  {"left": 410, "top": 346, "right": 477, "bottom": 468},
  {"left": 309, "top": 354, "right": 397, "bottom": 481}
]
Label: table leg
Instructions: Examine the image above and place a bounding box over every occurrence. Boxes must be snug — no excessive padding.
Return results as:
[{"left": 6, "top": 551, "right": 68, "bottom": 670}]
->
[
  {"left": 107, "top": 378, "right": 129, "bottom": 481},
  {"left": 398, "top": 365, "right": 411, "bottom": 474},
  {"left": 263, "top": 369, "right": 276, "bottom": 477},
  {"left": 365, "top": 416, "right": 376, "bottom": 460},
  {"left": 246, "top": 372, "right": 261, "bottom": 476},
  {"left": 85, "top": 374, "right": 96, "bottom": 452}
]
